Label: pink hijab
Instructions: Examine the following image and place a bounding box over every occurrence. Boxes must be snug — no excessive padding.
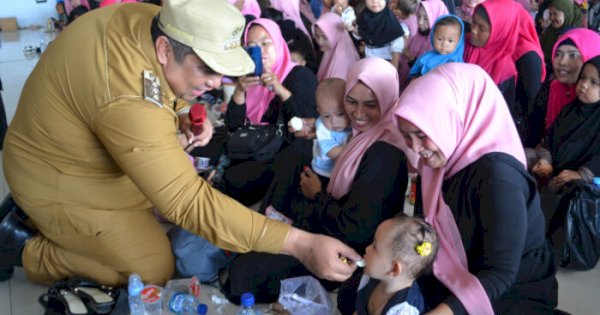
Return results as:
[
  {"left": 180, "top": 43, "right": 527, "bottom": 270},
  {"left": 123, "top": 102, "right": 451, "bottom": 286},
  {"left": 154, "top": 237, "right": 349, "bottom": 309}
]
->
[
  {"left": 464, "top": 0, "right": 519, "bottom": 85},
  {"left": 546, "top": 28, "right": 600, "bottom": 129},
  {"left": 65, "top": 0, "right": 90, "bottom": 14},
  {"left": 512, "top": 0, "right": 546, "bottom": 82},
  {"left": 99, "top": 0, "right": 137, "bottom": 8},
  {"left": 399, "top": 0, "right": 448, "bottom": 89},
  {"left": 243, "top": 19, "right": 297, "bottom": 124},
  {"left": 313, "top": 13, "right": 360, "bottom": 81},
  {"left": 327, "top": 58, "right": 407, "bottom": 199},
  {"left": 270, "top": 0, "right": 312, "bottom": 39},
  {"left": 228, "top": 0, "right": 262, "bottom": 19},
  {"left": 395, "top": 63, "right": 526, "bottom": 315}
]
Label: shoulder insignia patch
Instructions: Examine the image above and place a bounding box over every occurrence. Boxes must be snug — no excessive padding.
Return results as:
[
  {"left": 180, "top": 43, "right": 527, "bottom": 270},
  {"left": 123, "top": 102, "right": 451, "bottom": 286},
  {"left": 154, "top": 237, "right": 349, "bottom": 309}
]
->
[{"left": 143, "top": 70, "right": 163, "bottom": 108}]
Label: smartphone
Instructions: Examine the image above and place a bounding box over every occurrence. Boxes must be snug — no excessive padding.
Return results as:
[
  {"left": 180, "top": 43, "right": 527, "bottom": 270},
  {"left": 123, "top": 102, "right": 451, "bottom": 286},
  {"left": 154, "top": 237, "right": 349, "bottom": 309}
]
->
[{"left": 245, "top": 46, "right": 263, "bottom": 77}]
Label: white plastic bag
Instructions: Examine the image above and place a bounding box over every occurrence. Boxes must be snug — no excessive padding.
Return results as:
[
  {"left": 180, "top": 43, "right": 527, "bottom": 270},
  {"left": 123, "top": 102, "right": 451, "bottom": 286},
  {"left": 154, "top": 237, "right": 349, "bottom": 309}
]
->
[{"left": 278, "top": 276, "right": 334, "bottom": 315}]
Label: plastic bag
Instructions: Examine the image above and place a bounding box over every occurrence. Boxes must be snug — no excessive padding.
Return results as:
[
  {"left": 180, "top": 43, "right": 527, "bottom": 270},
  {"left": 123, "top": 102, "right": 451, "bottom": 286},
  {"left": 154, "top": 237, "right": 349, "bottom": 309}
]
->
[
  {"left": 548, "top": 180, "right": 600, "bottom": 270},
  {"left": 278, "top": 276, "right": 334, "bottom": 315}
]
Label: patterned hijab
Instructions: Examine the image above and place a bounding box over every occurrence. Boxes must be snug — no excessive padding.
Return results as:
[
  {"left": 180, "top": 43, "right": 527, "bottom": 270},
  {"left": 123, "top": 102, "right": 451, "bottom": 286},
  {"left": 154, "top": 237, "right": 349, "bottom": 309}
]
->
[
  {"left": 327, "top": 58, "right": 407, "bottom": 199},
  {"left": 243, "top": 19, "right": 297, "bottom": 124},
  {"left": 395, "top": 63, "right": 526, "bottom": 315},
  {"left": 539, "top": 0, "right": 583, "bottom": 63},
  {"left": 464, "top": 0, "right": 519, "bottom": 85},
  {"left": 313, "top": 12, "right": 360, "bottom": 81}
]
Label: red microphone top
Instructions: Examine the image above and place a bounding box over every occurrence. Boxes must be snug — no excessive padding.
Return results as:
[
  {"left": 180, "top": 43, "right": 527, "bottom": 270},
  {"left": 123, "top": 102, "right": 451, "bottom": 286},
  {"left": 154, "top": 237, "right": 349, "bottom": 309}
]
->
[{"left": 189, "top": 103, "right": 207, "bottom": 135}]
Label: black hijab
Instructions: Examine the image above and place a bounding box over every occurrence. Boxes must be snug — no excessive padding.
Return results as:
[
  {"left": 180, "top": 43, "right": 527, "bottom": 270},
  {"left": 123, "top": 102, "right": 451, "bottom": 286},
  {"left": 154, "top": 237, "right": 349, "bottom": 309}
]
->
[
  {"left": 357, "top": 3, "right": 404, "bottom": 47},
  {"left": 548, "top": 56, "right": 600, "bottom": 175}
]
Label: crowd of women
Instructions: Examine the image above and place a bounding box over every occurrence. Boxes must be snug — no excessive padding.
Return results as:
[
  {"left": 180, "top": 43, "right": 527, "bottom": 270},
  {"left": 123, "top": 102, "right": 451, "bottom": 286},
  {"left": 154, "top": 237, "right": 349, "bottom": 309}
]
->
[{"left": 175, "top": 0, "right": 600, "bottom": 314}]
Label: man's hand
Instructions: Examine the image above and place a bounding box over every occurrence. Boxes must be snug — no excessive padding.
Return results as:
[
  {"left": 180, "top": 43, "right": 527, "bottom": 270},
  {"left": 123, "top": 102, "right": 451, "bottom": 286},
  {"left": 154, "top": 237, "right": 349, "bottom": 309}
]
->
[
  {"left": 282, "top": 227, "right": 359, "bottom": 281},
  {"left": 178, "top": 112, "right": 214, "bottom": 150},
  {"left": 300, "top": 167, "right": 322, "bottom": 199}
]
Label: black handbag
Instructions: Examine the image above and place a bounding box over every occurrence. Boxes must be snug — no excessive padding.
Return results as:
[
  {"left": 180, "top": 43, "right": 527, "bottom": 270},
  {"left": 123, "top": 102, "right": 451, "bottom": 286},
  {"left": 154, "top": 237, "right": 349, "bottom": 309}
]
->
[
  {"left": 547, "top": 180, "right": 600, "bottom": 270},
  {"left": 226, "top": 110, "right": 285, "bottom": 161}
]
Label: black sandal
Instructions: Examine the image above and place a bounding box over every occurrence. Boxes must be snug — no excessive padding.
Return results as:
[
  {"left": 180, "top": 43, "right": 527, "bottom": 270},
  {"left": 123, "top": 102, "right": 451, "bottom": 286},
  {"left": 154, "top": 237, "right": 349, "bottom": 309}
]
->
[
  {"left": 66, "top": 278, "right": 118, "bottom": 314},
  {"left": 39, "top": 281, "right": 88, "bottom": 315}
]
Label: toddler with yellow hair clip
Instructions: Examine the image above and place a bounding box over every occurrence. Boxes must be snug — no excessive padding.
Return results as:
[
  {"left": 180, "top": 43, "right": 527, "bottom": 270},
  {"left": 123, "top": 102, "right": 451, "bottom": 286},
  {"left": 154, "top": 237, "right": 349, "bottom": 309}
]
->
[{"left": 354, "top": 214, "right": 438, "bottom": 315}]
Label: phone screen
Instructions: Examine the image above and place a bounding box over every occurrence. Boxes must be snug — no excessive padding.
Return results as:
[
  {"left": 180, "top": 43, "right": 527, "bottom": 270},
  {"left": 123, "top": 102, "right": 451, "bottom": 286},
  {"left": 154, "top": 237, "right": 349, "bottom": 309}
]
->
[{"left": 245, "top": 46, "right": 263, "bottom": 77}]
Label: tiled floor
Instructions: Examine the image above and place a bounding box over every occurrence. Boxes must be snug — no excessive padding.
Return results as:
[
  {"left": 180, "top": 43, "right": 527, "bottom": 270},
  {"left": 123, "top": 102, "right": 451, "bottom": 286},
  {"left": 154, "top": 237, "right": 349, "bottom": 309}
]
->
[{"left": 1, "top": 29, "right": 600, "bottom": 315}]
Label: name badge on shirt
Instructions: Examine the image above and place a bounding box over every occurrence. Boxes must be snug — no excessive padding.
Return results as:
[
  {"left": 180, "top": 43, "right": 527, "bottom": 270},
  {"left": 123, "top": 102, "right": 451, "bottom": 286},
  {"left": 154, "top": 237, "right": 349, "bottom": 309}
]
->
[{"left": 143, "top": 70, "right": 163, "bottom": 108}]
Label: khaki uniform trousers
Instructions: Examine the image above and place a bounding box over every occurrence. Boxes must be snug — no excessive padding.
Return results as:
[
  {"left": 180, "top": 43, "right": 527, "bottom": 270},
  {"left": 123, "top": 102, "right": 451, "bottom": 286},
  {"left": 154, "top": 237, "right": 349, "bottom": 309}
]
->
[{"left": 19, "top": 198, "right": 173, "bottom": 286}]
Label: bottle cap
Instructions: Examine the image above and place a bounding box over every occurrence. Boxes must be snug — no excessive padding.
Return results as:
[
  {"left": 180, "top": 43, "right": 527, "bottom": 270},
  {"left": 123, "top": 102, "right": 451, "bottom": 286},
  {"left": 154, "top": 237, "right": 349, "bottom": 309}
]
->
[
  {"left": 240, "top": 292, "right": 255, "bottom": 307},
  {"left": 197, "top": 303, "right": 208, "bottom": 315},
  {"left": 593, "top": 177, "right": 600, "bottom": 187}
]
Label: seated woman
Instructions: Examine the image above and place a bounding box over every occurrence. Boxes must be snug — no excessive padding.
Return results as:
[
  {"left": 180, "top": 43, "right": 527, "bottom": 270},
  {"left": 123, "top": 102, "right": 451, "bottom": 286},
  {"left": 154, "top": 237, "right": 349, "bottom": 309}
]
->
[
  {"left": 224, "top": 18, "right": 318, "bottom": 206},
  {"left": 526, "top": 28, "right": 600, "bottom": 147},
  {"left": 512, "top": 1, "right": 546, "bottom": 142},
  {"left": 464, "top": 0, "right": 520, "bottom": 122},
  {"left": 312, "top": 12, "right": 360, "bottom": 81},
  {"left": 539, "top": 0, "right": 583, "bottom": 75},
  {"left": 221, "top": 57, "right": 410, "bottom": 304},
  {"left": 530, "top": 56, "right": 600, "bottom": 224},
  {"left": 386, "top": 63, "right": 556, "bottom": 314}
]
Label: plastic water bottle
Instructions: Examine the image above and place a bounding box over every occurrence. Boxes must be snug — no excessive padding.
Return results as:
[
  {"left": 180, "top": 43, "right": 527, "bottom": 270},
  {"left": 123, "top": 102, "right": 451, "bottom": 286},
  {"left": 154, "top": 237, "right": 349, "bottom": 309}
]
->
[
  {"left": 237, "top": 292, "right": 261, "bottom": 315},
  {"left": 127, "top": 274, "right": 145, "bottom": 315},
  {"left": 168, "top": 292, "right": 204, "bottom": 314},
  {"left": 593, "top": 177, "right": 600, "bottom": 188}
]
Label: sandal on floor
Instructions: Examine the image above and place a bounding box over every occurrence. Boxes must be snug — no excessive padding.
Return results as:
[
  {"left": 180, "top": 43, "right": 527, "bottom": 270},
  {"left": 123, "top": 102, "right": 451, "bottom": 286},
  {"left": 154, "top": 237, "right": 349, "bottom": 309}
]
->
[
  {"left": 66, "top": 278, "right": 117, "bottom": 314},
  {"left": 39, "top": 281, "right": 88, "bottom": 315}
]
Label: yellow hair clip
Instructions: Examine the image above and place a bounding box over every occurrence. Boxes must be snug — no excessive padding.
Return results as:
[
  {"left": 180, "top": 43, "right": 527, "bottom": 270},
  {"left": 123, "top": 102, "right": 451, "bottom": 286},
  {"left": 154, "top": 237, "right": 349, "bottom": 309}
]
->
[{"left": 415, "top": 241, "right": 432, "bottom": 257}]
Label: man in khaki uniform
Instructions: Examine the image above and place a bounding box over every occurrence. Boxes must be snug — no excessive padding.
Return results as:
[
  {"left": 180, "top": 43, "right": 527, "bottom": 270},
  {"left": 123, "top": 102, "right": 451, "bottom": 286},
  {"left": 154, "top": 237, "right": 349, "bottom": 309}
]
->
[{"left": 1, "top": 0, "right": 360, "bottom": 286}]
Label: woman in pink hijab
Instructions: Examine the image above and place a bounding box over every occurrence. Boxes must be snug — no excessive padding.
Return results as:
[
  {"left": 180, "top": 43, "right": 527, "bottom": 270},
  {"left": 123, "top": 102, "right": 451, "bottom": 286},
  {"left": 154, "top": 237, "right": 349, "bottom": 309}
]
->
[
  {"left": 394, "top": 63, "right": 558, "bottom": 314},
  {"left": 526, "top": 28, "right": 600, "bottom": 147},
  {"left": 224, "top": 18, "right": 319, "bottom": 206},
  {"left": 398, "top": 0, "right": 448, "bottom": 91},
  {"left": 269, "top": 0, "right": 313, "bottom": 39},
  {"left": 312, "top": 12, "right": 360, "bottom": 81},
  {"left": 224, "top": 58, "right": 410, "bottom": 305},
  {"left": 99, "top": 0, "right": 137, "bottom": 8},
  {"left": 65, "top": 0, "right": 90, "bottom": 14}
]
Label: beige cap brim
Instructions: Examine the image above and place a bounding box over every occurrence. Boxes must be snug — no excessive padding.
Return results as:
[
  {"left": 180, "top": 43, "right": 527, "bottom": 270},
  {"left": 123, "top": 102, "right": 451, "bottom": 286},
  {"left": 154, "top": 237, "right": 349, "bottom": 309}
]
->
[{"left": 193, "top": 46, "right": 255, "bottom": 77}]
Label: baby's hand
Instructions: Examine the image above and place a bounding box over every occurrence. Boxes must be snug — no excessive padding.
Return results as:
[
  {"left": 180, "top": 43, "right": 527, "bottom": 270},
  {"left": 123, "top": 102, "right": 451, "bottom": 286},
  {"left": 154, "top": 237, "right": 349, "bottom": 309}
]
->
[{"left": 532, "top": 159, "right": 553, "bottom": 178}]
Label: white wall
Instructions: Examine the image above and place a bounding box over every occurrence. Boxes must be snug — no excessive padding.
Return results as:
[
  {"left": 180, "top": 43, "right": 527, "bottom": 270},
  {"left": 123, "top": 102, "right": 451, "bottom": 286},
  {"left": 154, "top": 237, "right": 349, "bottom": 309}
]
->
[{"left": 0, "top": 0, "right": 57, "bottom": 28}]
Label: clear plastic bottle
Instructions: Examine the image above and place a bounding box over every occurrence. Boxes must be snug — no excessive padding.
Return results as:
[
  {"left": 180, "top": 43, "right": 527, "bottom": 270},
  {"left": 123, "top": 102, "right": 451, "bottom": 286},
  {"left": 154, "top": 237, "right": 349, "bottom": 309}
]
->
[
  {"left": 237, "top": 292, "right": 261, "bottom": 315},
  {"left": 127, "top": 274, "right": 145, "bottom": 315},
  {"left": 167, "top": 292, "right": 204, "bottom": 315}
]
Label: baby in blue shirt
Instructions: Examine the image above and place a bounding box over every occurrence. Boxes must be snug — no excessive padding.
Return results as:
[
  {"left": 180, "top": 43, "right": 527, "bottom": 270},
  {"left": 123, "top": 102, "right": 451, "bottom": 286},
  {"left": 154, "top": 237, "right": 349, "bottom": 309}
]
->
[{"left": 311, "top": 78, "right": 351, "bottom": 178}]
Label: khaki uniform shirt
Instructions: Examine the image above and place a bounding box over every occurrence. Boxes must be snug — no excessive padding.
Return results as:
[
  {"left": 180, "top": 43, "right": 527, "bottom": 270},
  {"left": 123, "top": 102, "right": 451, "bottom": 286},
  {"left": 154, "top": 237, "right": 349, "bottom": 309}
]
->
[{"left": 3, "top": 3, "right": 289, "bottom": 254}]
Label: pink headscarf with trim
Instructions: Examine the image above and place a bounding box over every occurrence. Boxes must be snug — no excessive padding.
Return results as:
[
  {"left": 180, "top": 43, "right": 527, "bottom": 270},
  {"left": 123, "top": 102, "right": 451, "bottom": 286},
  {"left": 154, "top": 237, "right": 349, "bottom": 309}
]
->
[
  {"left": 546, "top": 28, "right": 600, "bottom": 129},
  {"left": 327, "top": 58, "right": 409, "bottom": 199},
  {"left": 313, "top": 13, "right": 360, "bottom": 81},
  {"left": 228, "top": 0, "right": 262, "bottom": 19},
  {"left": 394, "top": 63, "right": 526, "bottom": 315},
  {"left": 399, "top": 0, "right": 448, "bottom": 89},
  {"left": 464, "top": 0, "right": 519, "bottom": 85},
  {"left": 243, "top": 19, "right": 297, "bottom": 124},
  {"left": 270, "top": 0, "right": 312, "bottom": 39}
]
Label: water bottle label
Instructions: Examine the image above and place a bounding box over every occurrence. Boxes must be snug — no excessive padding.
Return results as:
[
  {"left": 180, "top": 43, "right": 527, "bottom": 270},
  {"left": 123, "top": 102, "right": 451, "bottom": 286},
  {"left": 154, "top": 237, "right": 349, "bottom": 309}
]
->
[
  {"left": 169, "top": 293, "right": 187, "bottom": 312},
  {"left": 140, "top": 286, "right": 162, "bottom": 303}
]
